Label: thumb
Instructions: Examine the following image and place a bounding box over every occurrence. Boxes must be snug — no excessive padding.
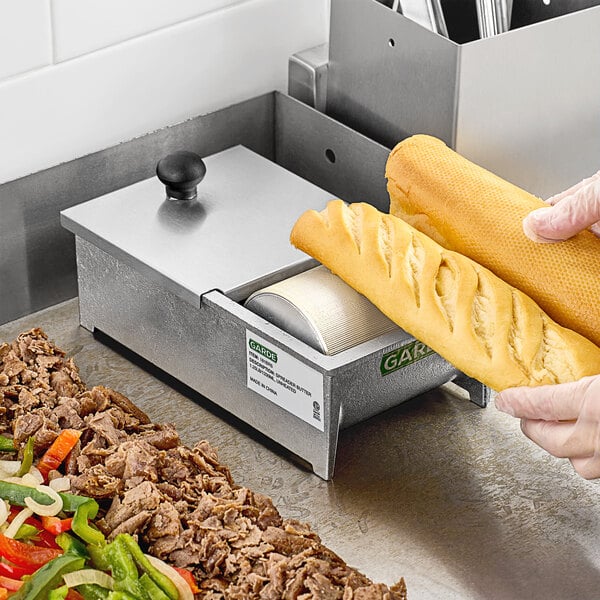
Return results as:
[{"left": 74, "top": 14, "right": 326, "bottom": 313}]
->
[{"left": 523, "top": 179, "right": 600, "bottom": 242}]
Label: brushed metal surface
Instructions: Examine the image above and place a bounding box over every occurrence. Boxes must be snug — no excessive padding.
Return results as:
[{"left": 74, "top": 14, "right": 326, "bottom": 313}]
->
[
  {"left": 275, "top": 93, "right": 391, "bottom": 211},
  {"left": 5, "top": 300, "right": 600, "bottom": 599},
  {"left": 327, "top": 0, "right": 459, "bottom": 148},
  {"left": 73, "top": 236, "right": 474, "bottom": 478},
  {"left": 0, "top": 94, "right": 275, "bottom": 325},
  {"left": 327, "top": 0, "right": 600, "bottom": 197},
  {"left": 1, "top": 92, "right": 390, "bottom": 325},
  {"left": 61, "top": 146, "right": 333, "bottom": 306},
  {"left": 455, "top": 7, "right": 600, "bottom": 196}
]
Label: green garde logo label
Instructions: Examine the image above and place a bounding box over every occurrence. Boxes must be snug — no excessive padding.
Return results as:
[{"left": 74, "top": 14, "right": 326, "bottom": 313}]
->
[
  {"left": 248, "top": 338, "right": 278, "bottom": 363},
  {"left": 380, "top": 340, "right": 434, "bottom": 376}
]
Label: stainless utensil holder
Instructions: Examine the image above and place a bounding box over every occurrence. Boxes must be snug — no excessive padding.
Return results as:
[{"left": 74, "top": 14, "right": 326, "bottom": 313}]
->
[{"left": 326, "top": 0, "right": 600, "bottom": 198}]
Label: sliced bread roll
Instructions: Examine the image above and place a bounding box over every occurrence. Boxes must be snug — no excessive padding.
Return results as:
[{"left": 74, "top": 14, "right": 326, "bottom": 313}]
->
[
  {"left": 290, "top": 200, "right": 600, "bottom": 391},
  {"left": 386, "top": 134, "right": 600, "bottom": 348}
]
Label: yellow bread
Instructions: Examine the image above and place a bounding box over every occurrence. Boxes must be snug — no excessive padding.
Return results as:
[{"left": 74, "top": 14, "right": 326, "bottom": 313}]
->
[
  {"left": 386, "top": 134, "right": 600, "bottom": 348},
  {"left": 290, "top": 200, "right": 600, "bottom": 391}
]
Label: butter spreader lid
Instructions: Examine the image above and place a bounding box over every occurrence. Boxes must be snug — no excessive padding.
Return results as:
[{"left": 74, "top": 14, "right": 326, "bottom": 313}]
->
[{"left": 61, "top": 146, "right": 334, "bottom": 307}]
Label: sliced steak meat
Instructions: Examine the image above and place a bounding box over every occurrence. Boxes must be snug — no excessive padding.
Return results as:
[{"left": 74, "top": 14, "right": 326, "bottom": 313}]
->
[{"left": 0, "top": 328, "right": 408, "bottom": 600}]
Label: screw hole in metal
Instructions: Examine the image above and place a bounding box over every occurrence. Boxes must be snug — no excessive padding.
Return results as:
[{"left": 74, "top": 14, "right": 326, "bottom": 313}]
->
[{"left": 325, "top": 148, "right": 336, "bottom": 164}]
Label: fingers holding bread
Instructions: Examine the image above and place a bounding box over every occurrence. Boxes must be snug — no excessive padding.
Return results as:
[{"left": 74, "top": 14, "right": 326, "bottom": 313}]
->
[{"left": 290, "top": 200, "right": 600, "bottom": 392}]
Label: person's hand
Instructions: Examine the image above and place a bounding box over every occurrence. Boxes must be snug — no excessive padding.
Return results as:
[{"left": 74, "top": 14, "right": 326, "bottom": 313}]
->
[
  {"left": 495, "top": 376, "right": 600, "bottom": 479},
  {"left": 523, "top": 171, "right": 600, "bottom": 242}
]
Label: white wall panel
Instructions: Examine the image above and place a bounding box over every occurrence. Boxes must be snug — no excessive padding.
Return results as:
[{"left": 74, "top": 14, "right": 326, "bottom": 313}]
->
[
  {"left": 0, "top": 1, "right": 52, "bottom": 81},
  {"left": 51, "top": 0, "right": 242, "bottom": 61},
  {"left": 0, "top": 0, "right": 329, "bottom": 184}
]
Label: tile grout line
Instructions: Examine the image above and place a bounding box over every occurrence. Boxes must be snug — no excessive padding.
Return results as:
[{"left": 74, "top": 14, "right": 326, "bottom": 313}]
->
[{"left": 48, "top": 0, "right": 58, "bottom": 65}]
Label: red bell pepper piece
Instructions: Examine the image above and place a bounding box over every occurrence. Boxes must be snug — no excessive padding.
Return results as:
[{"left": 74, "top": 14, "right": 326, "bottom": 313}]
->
[
  {"left": 0, "top": 573, "right": 23, "bottom": 591},
  {"left": 0, "top": 559, "right": 36, "bottom": 578},
  {"left": 173, "top": 566, "right": 200, "bottom": 593},
  {"left": 36, "top": 429, "right": 82, "bottom": 480},
  {"left": 0, "top": 532, "right": 62, "bottom": 568},
  {"left": 40, "top": 516, "right": 73, "bottom": 536},
  {"left": 7, "top": 509, "right": 61, "bottom": 549}
]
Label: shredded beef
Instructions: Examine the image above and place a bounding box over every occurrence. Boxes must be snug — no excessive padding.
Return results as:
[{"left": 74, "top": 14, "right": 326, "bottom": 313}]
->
[{"left": 0, "top": 329, "right": 408, "bottom": 600}]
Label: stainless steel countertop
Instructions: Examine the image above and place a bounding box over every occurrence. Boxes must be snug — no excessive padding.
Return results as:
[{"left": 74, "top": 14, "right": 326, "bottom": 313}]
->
[{"left": 2, "top": 298, "right": 600, "bottom": 599}]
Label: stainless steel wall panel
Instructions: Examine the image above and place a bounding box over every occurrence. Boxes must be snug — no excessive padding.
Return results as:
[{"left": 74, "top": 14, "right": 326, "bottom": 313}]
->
[
  {"left": 274, "top": 93, "right": 391, "bottom": 211},
  {"left": 327, "top": 0, "right": 460, "bottom": 148}
]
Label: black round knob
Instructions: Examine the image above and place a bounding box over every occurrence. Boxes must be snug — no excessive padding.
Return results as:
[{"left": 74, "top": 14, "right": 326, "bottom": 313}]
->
[{"left": 156, "top": 151, "right": 206, "bottom": 201}]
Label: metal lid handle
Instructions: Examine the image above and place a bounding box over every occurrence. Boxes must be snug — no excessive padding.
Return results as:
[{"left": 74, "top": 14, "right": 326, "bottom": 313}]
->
[{"left": 156, "top": 151, "right": 206, "bottom": 201}]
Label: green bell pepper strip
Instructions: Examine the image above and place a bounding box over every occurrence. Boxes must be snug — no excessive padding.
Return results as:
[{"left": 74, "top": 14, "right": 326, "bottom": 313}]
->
[
  {"left": 105, "top": 537, "right": 138, "bottom": 583},
  {"left": 10, "top": 554, "right": 85, "bottom": 600},
  {"left": 56, "top": 532, "right": 89, "bottom": 559},
  {"left": 0, "top": 481, "right": 97, "bottom": 513},
  {"left": 14, "top": 523, "right": 40, "bottom": 541},
  {"left": 139, "top": 573, "right": 171, "bottom": 600},
  {"left": 71, "top": 500, "right": 105, "bottom": 546},
  {"left": 87, "top": 544, "right": 110, "bottom": 572},
  {"left": 105, "top": 536, "right": 148, "bottom": 599},
  {"left": 77, "top": 584, "right": 111, "bottom": 600},
  {"left": 0, "top": 481, "right": 104, "bottom": 545},
  {"left": 107, "top": 592, "right": 138, "bottom": 600},
  {"left": 0, "top": 436, "right": 16, "bottom": 453},
  {"left": 16, "top": 436, "right": 35, "bottom": 477},
  {"left": 119, "top": 534, "right": 178, "bottom": 600},
  {"left": 48, "top": 585, "right": 69, "bottom": 600}
]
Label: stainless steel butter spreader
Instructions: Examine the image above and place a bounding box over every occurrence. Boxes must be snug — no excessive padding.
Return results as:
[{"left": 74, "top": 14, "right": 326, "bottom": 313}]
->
[{"left": 61, "top": 145, "right": 488, "bottom": 479}]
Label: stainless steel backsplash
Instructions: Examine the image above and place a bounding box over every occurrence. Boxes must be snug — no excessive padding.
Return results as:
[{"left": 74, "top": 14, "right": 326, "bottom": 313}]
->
[{"left": 0, "top": 95, "right": 275, "bottom": 326}]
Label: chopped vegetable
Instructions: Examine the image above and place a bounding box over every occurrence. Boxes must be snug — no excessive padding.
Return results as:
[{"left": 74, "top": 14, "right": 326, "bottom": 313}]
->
[
  {"left": 42, "top": 516, "right": 74, "bottom": 536},
  {"left": 56, "top": 532, "right": 89, "bottom": 560},
  {"left": 16, "top": 438, "right": 35, "bottom": 478},
  {"left": 62, "top": 569, "right": 114, "bottom": 591},
  {"left": 0, "top": 560, "right": 36, "bottom": 579},
  {"left": 173, "top": 567, "right": 199, "bottom": 594},
  {"left": 104, "top": 536, "right": 143, "bottom": 598},
  {"left": 0, "top": 437, "right": 16, "bottom": 453},
  {"left": 119, "top": 535, "right": 178, "bottom": 600},
  {"left": 5, "top": 507, "right": 34, "bottom": 539},
  {"left": 36, "top": 430, "right": 82, "bottom": 481},
  {"left": 145, "top": 554, "right": 194, "bottom": 600},
  {"left": 48, "top": 584, "right": 69, "bottom": 600},
  {"left": 10, "top": 554, "right": 85, "bottom": 600},
  {"left": 139, "top": 572, "right": 170, "bottom": 600},
  {"left": 75, "top": 584, "right": 110, "bottom": 600},
  {"left": 71, "top": 501, "right": 104, "bottom": 546},
  {"left": 24, "top": 484, "right": 64, "bottom": 517},
  {"left": 14, "top": 523, "right": 40, "bottom": 541},
  {"left": 0, "top": 589, "right": 8, "bottom": 600},
  {"left": 0, "top": 573, "right": 24, "bottom": 591},
  {"left": 0, "top": 532, "right": 62, "bottom": 568}
]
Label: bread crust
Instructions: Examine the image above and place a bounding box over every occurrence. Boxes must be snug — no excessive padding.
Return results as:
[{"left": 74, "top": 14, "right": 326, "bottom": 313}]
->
[
  {"left": 386, "top": 134, "right": 600, "bottom": 348},
  {"left": 290, "top": 200, "right": 600, "bottom": 391}
]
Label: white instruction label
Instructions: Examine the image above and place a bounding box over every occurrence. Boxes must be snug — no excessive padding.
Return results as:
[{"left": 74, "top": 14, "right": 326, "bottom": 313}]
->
[{"left": 245, "top": 330, "right": 324, "bottom": 431}]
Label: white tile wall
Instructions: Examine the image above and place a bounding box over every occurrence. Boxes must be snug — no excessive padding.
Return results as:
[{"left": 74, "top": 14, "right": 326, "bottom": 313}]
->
[
  {"left": 51, "top": 0, "right": 243, "bottom": 61},
  {"left": 0, "top": 1, "right": 53, "bottom": 80},
  {"left": 0, "top": 0, "right": 329, "bottom": 185}
]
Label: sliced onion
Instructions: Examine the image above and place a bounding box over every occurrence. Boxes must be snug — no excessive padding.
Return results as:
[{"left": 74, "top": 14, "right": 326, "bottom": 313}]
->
[
  {"left": 4, "top": 507, "right": 33, "bottom": 539},
  {"left": 49, "top": 476, "right": 71, "bottom": 493},
  {"left": 145, "top": 554, "right": 194, "bottom": 600},
  {"left": 24, "top": 484, "right": 63, "bottom": 516},
  {"left": 0, "top": 460, "right": 21, "bottom": 476},
  {"left": 0, "top": 500, "right": 9, "bottom": 527},
  {"left": 63, "top": 569, "right": 115, "bottom": 590},
  {"left": 27, "top": 467, "right": 44, "bottom": 484},
  {"left": 21, "top": 473, "right": 42, "bottom": 487}
]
